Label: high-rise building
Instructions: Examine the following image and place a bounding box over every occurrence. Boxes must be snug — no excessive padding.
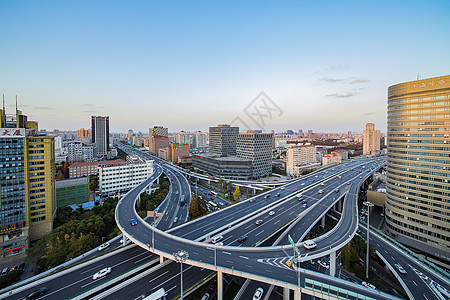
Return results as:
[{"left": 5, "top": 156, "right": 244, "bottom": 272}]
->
[
  {"left": 0, "top": 105, "right": 56, "bottom": 261},
  {"left": 236, "top": 130, "right": 272, "bottom": 178},
  {"left": 91, "top": 116, "right": 110, "bottom": 156},
  {"left": 193, "top": 131, "right": 207, "bottom": 148},
  {"left": 166, "top": 143, "right": 190, "bottom": 163},
  {"left": 176, "top": 131, "right": 191, "bottom": 145},
  {"left": 286, "top": 145, "right": 317, "bottom": 176},
  {"left": 209, "top": 124, "right": 239, "bottom": 156},
  {"left": 67, "top": 141, "right": 97, "bottom": 163},
  {"left": 363, "top": 123, "right": 380, "bottom": 155},
  {"left": 149, "top": 126, "right": 169, "bottom": 156},
  {"left": 386, "top": 75, "right": 450, "bottom": 260}
]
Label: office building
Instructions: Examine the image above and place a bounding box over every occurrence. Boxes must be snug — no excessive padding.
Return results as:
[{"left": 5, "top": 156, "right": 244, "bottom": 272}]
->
[
  {"left": 69, "top": 159, "right": 125, "bottom": 178},
  {"left": 236, "top": 130, "right": 272, "bottom": 178},
  {"left": 286, "top": 145, "right": 317, "bottom": 176},
  {"left": 67, "top": 141, "right": 97, "bottom": 163},
  {"left": 176, "top": 131, "right": 191, "bottom": 145},
  {"left": 98, "top": 157, "right": 154, "bottom": 196},
  {"left": 149, "top": 126, "right": 169, "bottom": 156},
  {"left": 166, "top": 143, "right": 190, "bottom": 163},
  {"left": 91, "top": 116, "right": 110, "bottom": 156},
  {"left": 363, "top": 123, "right": 380, "bottom": 155},
  {"left": 55, "top": 177, "right": 89, "bottom": 207},
  {"left": 0, "top": 105, "right": 56, "bottom": 261},
  {"left": 192, "top": 153, "right": 253, "bottom": 179},
  {"left": 54, "top": 136, "right": 63, "bottom": 150},
  {"left": 209, "top": 124, "right": 239, "bottom": 156},
  {"left": 386, "top": 75, "right": 450, "bottom": 261}
]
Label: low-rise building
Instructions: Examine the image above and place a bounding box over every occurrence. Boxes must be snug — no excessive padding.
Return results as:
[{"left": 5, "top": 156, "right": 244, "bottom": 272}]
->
[
  {"left": 56, "top": 177, "right": 89, "bottom": 207},
  {"left": 98, "top": 157, "right": 154, "bottom": 196},
  {"left": 322, "top": 152, "right": 342, "bottom": 165},
  {"left": 67, "top": 141, "right": 97, "bottom": 163},
  {"left": 192, "top": 153, "right": 252, "bottom": 179},
  {"left": 69, "top": 159, "right": 125, "bottom": 178}
]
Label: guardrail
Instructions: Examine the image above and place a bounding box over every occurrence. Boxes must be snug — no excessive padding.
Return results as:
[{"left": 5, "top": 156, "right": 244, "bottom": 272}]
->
[{"left": 360, "top": 221, "right": 450, "bottom": 283}]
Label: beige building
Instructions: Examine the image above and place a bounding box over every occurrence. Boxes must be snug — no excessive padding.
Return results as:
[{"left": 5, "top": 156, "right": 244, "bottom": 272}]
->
[
  {"left": 166, "top": 143, "right": 190, "bottom": 163},
  {"left": 322, "top": 152, "right": 342, "bottom": 166},
  {"left": 286, "top": 144, "right": 317, "bottom": 176},
  {"left": 363, "top": 123, "right": 380, "bottom": 155},
  {"left": 386, "top": 75, "right": 450, "bottom": 262}
]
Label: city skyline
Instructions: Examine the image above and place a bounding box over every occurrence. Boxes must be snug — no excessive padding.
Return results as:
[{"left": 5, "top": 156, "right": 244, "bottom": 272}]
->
[{"left": 1, "top": 1, "right": 449, "bottom": 133}]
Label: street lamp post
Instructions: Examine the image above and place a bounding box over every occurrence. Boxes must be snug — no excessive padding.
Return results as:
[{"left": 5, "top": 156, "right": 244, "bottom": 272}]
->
[
  {"left": 363, "top": 201, "right": 374, "bottom": 279},
  {"left": 173, "top": 250, "right": 189, "bottom": 300}
]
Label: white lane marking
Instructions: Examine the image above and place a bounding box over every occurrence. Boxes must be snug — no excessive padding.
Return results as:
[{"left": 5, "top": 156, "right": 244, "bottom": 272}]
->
[
  {"left": 239, "top": 256, "right": 249, "bottom": 260},
  {"left": 193, "top": 251, "right": 199, "bottom": 255},
  {"left": 423, "top": 295, "right": 428, "bottom": 300},
  {"left": 245, "top": 265, "right": 252, "bottom": 268},
  {"left": 149, "top": 271, "right": 170, "bottom": 283},
  {"left": 81, "top": 264, "right": 104, "bottom": 274},
  {"left": 255, "top": 230, "right": 264, "bottom": 237},
  {"left": 166, "top": 285, "right": 177, "bottom": 293},
  {"left": 245, "top": 224, "right": 253, "bottom": 230},
  {"left": 265, "top": 269, "right": 272, "bottom": 273},
  {"left": 274, "top": 220, "right": 281, "bottom": 225},
  {"left": 227, "top": 260, "right": 234, "bottom": 264},
  {"left": 413, "top": 281, "right": 418, "bottom": 286},
  {"left": 135, "top": 256, "right": 151, "bottom": 264},
  {"left": 152, "top": 266, "right": 193, "bottom": 291},
  {"left": 223, "top": 251, "right": 231, "bottom": 255}
]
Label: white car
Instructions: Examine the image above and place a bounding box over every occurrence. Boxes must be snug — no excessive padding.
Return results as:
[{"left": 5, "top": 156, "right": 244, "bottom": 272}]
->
[
  {"left": 303, "top": 240, "right": 316, "bottom": 249},
  {"left": 280, "top": 187, "right": 285, "bottom": 190},
  {"left": 362, "top": 281, "right": 377, "bottom": 290},
  {"left": 394, "top": 263, "right": 407, "bottom": 274},
  {"left": 92, "top": 267, "right": 111, "bottom": 280},
  {"left": 215, "top": 242, "right": 224, "bottom": 246},
  {"left": 97, "top": 242, "right": 110, "bottom": 251},
  {"left": 269, "top": 211, "right": 275, "bottom": 216},
  {"left": 211, "top": 235, "right": 223, "bottom": 244},
  {"left": 253, "top": 287, "right": 264, "bottom": 300},
  {"left": 318, "top": 190, "right": 323, "bottom": 194}
]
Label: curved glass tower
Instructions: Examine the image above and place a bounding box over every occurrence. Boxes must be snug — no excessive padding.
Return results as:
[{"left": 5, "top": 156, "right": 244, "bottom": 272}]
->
[{"left": 386, "top": 75, "right": 450, "bottom": 260}]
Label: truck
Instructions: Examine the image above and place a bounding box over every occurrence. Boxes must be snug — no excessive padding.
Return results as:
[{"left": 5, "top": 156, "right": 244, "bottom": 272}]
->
[{"left": 180, "top": 195, "right": 185, "bottom": 206}]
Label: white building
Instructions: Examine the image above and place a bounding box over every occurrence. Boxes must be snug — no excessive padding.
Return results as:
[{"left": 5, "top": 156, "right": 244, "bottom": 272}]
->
[
  {"left": 236, "top": 130, "right": 272, "bottom": 178},
  {"left": 54, "top": 136, "right": 63, "bottom": 150},
  {"left": 194, "top": 131, "right": 208, "bottom": 148},
  {"left": 67, "top": 141, "right": 97, "bottom": 163},
  {"left": 176, "top": 131, "right": 191, "bottom": 145},
  {"left": 98, "top": 157, "right": 154, "bottom": 196},
  {"left": 286, "top": 144, "right": 317, "bottom": 176}
]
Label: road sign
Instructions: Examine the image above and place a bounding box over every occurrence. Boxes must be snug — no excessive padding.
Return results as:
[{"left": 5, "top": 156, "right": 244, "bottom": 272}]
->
[
  {"left": 147, "top": 211, "right": 163, "bottom": 218},
  {"left": 288, "top": 235, "right": 301, "bottom": 257}
]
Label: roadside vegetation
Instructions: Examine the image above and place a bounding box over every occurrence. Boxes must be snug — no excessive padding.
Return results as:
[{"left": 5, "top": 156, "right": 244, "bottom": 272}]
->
[{"left": 136, "top": 178, "right": 170, "bottom": 218}]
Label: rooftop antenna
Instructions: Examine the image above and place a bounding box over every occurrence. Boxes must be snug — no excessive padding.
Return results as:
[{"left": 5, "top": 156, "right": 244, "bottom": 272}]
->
[
  {"left": 16, "top": 95, "right": 18, "bottom": 110},
  {"left": 417, "top": 72, "right": 421, "bottom": 80},
  {"left": 2, "top": 94, "right": 5, "bottom": 111}
]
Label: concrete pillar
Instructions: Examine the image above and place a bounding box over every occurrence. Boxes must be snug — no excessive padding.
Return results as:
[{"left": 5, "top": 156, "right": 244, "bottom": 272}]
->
[
  {"left": 157, "top": 177, "right": 160, "bottom": 185},
  {"left": 338, "top": 199, "right": 342, "bottom": 212},
  {"left": 160, "top": 256, "right": 165, "bottom": 264},
  {"left": 217, "top": 271, "right": 223, "bottom": 300},
  {"left": 294, "top": 288, "right": 301, "bottom": 300},
  {"left": 321, "top": 215, "right": 325, "bottom": 227},
  {"left": 283, "top": 287, "right": 290, "bottom": 300},
  {"left": 330, "top": 251, "right": 336, "bottom": 277}
]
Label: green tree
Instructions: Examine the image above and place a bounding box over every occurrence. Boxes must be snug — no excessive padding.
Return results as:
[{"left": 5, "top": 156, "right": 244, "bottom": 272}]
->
[
  {"left": 342, "top": 243, "right": 359, "bottom": 271},
  {"left": 63, "top": 159, "right": 70, "bottom": 178},
  {"left": 88, "top": 175, "right": 99, "bottom": 190}
]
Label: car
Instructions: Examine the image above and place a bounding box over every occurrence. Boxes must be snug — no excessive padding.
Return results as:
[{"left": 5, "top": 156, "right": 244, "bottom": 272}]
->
[
  {"left": 253, "top": 287, "right": 264, "bottom": 300},
  {"left": 320, "top": 183, "right": 324, "bottom": 186},
  {"left": 255, "top": 219, "right": 263, "bottom": 225},
  {"left": 211, "top": 235, "right": 223, "bottom": 244},
  {"left": 201, "top": 293, "right": 210, "bottom": 300},
  {"left": 318, "top": 190, "right": 323, "bottom": 194},
  {"left": 296, "top": 193, "right": 303, "bottom": 199},
  {"left": 25, "top": 287, "right": 49, "bottom": 299},
  {"left": 264, "top": 194, "right": 270, "bottom": 199},
  {"left": 173, "top": 217, "right": 178, "bottom": 223},
  {"left": 301, "top": 183, "right": 305, "bottom": 186},
  {"left": 10, "top": 265, "right": 18, "bottom": 272},
  {"left": 276, "top": 193, "right": 281, "bottom": 197},
  {"left": 130, "top": 219, "right": 138, "bottom": 226},
  {"left": 362, "top": 281, "right": 377, "bottom": 290},
  {"left": 269, "top": 211, "right": 275, "bottom": 216},
  {"left": 301, "top": 200, "right": 307, "bottom": 204},
  {"left": 98, "top": 242, "right": 110, "bottom": 251},
  {"left": 215, "top": 242, "right": 224, "bottom": 246},
  {"left": 293, "top": 189, "right": 298, "bottom": 191},
  {"left": 237, "top": 235, "right": 248, "bottom": 243},
  {"left": 92, "top": 267, "right": 112, "bottom": 280},
  {"left": 303, "top": 240, "right": 316, "bottom": 249},
  {"left": 335, "top": 189, "right": 339, "bottom": 193},
  {"left": 119, "top": 237, "right": 128, "bottom": 243},
  {"left": 347, "top": 182, "right": 351, "bottom": 185},
  {"left": 280, "top": 186, "right": 285, "bottom": 190},
  {"left": 18, "top": 263, "right": 26, "bottom": 271},
  {"left": 250, "top": 199, "right": 255, "bottom": 203},
  {"left": 394, "top": 263, "right": 407, "bottom": 274},
  {"left": 302, "top": 203, "right": 308, "bottom": 208},
  {"left": 1, "top": 267, "right": 9, "bottom": 275},
  {"left": 176, "top": 191, "right": 179, "bottom": 194}
]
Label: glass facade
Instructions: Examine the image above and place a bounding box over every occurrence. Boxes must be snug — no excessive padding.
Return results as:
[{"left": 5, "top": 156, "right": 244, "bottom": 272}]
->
[
  {"left": 0, "top": 138, "right": 26, "bottom": 231},
  {"left": 386, "top": 75, "right": 450, "bottom": 258}
]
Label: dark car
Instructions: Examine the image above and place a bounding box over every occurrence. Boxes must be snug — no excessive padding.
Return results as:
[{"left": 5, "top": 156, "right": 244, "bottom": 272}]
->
[
  {"left": 25, "top": 287, "right": 49, "bottom": 299},
  {"left": 237, "top": 235, "right": 248, "bottom": 243}
]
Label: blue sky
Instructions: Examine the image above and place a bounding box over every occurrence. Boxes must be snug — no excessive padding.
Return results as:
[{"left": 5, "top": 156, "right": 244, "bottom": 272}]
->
[{"left": 1, "top": 1, "right": 449, "bottom": 133}]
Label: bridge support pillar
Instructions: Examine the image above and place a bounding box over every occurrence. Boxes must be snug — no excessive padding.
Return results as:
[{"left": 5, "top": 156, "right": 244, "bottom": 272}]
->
[
  {"left": 157, "top": 177, "right": 160, "bottom": 185},
  {"left": 338, "top": 198, "right": 342, "bottom": 212},
  {"left": 330, "top": 250, "right": 336, "bottom": 277},
  {"left": 294, "top": 288, "right": 301, "bottom": 299},
  {"left": 283, "top": 287, "right": 289, "bottom": 300},
  {"left": 160, "top": 255, "right": 165, "bottom": 264},
  {"left": 321, "top": 215, "right": 325, "bottom": 227},
  {"left": 217, "top": 271, "right": 223, "bottom": 300}
]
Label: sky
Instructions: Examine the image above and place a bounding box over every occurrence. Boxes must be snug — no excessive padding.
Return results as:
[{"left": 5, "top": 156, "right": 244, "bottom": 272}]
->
[{"left": 1, "top": 1, "right": 449, "bottom": 134}]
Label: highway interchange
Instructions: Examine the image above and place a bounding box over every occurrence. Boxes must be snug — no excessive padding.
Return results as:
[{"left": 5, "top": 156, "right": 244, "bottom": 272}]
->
[{"left": 1, "top": 143, "right": 448, "bottom": 300}]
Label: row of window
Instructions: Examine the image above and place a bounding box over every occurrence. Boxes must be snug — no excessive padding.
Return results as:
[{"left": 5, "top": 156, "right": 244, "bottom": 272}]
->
[
  {"left": 388, "top": 149, "right": 449, "bottom": 158},
  {"left": 389, "top": 144, "right": 450, "bottom": 152},
  {"left": 386, "top": 215, "right": 449, "bottom": 242},
  {"left": 389, "top": 95, "right": 448, "bottom": 105},
  {"left": 388, "top": 164, "right": 449, "bottom": 183},
  {"left": 386, "top": 195, "right": 449, "bottom": 222},
  {"left": 390, "top": 114, "right": 450, "bottom": 121}
]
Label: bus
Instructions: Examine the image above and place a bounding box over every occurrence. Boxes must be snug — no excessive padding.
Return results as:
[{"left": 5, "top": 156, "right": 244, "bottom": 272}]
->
[
  {"left": 208, "top": 201, "right": 218, "bottom": 208},
  {"left": 210, "top": 191, "right": 218, "bottom": 197},
  {"left": 180, "top": 195, "right": 185, "bottom": 206},
  {"left": 140, "top": 288, "right": 166, "bottom": 300}
]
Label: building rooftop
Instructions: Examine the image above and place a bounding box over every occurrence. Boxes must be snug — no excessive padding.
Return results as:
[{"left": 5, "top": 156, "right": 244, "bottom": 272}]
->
[
  {"left": 193, "top": 153, "right": 249, "bottom": 162},
  {"left": 56, "top": 177, "right": 88, "bottom": 187},
  {"left": 69, "top": 159, "right": 126, "bottom": 168}
]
